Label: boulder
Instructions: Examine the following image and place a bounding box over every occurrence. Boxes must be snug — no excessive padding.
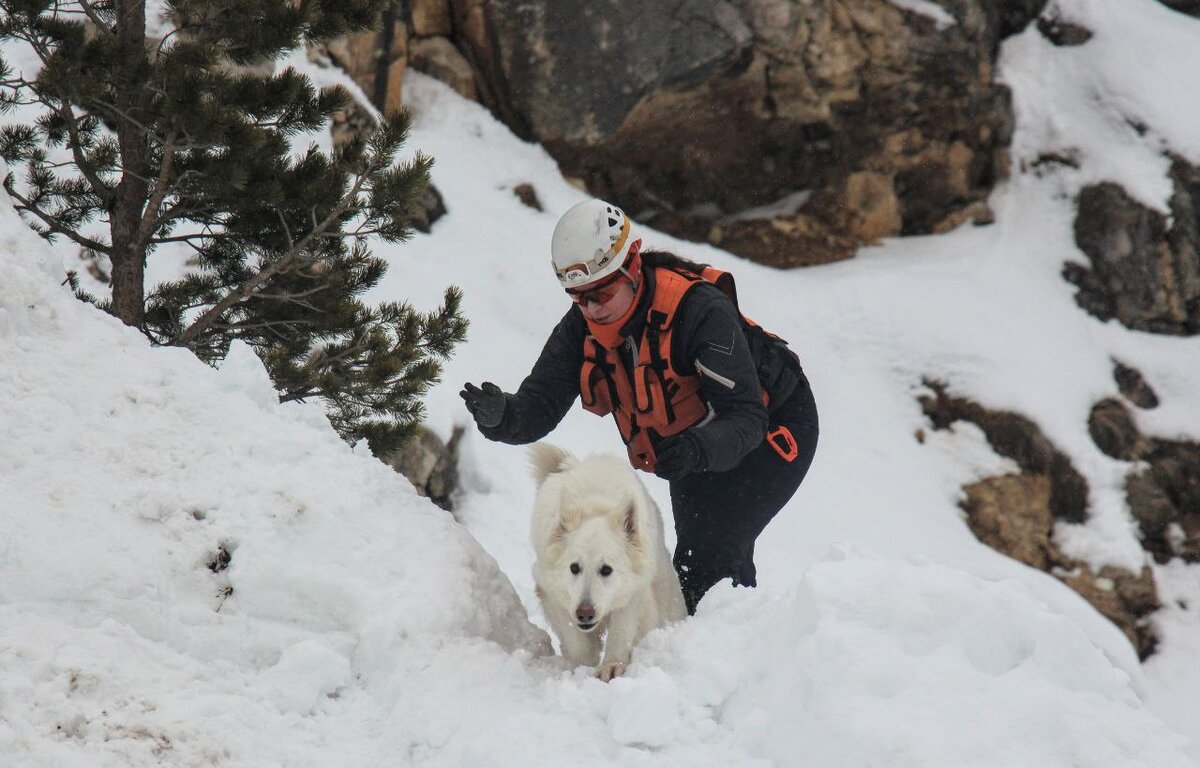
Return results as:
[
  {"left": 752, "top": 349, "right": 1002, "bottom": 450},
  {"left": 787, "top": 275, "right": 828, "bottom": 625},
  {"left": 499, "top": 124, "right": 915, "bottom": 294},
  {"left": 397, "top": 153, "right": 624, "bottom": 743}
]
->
[
  {"left": 919, "top": 379, "right": 1088, "bottom": 523},
  {"left": 409, "top": 184, "right": 448, "bottom": 234},
  {"left": 962, "top": 474, "right": 1054, "bottom": 570},
  {"left": 1087, "top": 398, "right": 1144, "bottom": 461},
  {"left": 1076, "top": 384, "right": 1200, "bottom": 565},
  {"left": 1113, "top": 360, "right": 1160, "bottom": 409},
  {"left": 410, "top": 0, "right": 454, "bottom": 37},
  {"left": 446, "top": 0, "right": 1042, "bottom": 266},
  {"left": 323, "top": 9, "right": 408, "bottom": 115},
  {"left": 388, "top": 425, "right": 464, "bottom": 513},
  {"left": 410, "top": 36, "right": 478, "bottom": 101},
  {"left": 1067, "top": 159, "right": 1200, "bottom": 335}
]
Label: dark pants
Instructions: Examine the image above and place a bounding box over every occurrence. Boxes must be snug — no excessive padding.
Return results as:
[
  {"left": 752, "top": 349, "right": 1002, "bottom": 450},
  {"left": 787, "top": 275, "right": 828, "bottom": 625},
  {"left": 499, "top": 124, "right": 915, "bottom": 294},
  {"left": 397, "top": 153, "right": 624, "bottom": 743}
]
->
[{"left": 670, "top": 374, "right": 818, "bottom": 615}]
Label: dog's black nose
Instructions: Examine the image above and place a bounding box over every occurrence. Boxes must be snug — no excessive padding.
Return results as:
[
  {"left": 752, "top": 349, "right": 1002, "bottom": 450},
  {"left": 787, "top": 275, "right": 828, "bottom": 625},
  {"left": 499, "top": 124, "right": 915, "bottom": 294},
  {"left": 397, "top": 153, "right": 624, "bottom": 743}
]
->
[{"left": 576, "top": 602, "right": 595, "bottom": 626}]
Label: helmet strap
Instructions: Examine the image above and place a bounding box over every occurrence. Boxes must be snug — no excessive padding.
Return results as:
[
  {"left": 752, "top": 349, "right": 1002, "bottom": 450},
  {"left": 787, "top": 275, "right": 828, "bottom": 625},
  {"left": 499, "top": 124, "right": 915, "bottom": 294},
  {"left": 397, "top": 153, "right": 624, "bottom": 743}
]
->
[{"left": 616, "top": 240, "right": 643, "bottom": 288}]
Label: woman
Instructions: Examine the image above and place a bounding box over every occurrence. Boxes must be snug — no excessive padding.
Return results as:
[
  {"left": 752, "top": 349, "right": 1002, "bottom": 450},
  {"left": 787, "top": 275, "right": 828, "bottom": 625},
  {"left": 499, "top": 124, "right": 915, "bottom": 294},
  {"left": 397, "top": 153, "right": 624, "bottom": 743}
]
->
[{"left": 461, "top": 198, "right": 818, "bottom": 614}]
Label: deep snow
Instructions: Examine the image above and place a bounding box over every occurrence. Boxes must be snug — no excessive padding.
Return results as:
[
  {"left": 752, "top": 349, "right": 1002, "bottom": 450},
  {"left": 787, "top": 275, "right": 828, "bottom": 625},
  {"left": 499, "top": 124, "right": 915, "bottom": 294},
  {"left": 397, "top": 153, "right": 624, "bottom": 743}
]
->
[{"left": 2, "top": 0, "right": 1199, "bottom": 765}]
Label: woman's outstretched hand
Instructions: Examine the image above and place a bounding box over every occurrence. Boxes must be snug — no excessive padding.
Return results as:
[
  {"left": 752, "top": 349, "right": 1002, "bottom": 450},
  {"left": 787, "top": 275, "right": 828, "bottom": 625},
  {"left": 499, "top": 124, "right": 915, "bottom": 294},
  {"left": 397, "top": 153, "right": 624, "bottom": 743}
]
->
[{"left": 460, "top": 382, "right": 508, "bottom": 429}]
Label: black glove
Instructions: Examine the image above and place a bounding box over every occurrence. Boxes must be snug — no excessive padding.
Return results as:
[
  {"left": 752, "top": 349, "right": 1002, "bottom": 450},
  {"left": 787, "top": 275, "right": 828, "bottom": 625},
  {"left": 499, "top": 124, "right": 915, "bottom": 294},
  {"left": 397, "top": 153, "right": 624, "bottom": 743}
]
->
[
  {"left": 654, "top": 432, "right": 706, "bottom": 481},
  {"left": 459, "top": 381, "right": 508, "bottom": 429}
]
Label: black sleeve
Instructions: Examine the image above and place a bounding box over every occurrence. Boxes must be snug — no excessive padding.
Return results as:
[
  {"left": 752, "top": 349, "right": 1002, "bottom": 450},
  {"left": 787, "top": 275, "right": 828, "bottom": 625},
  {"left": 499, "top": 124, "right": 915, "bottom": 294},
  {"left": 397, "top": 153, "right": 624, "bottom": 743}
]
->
[
  {"left": 478, "top": 306, "right": 585, "bottom": 445},
  {"left": 674, "top": 284, "right": 769, "bottom": 473}
]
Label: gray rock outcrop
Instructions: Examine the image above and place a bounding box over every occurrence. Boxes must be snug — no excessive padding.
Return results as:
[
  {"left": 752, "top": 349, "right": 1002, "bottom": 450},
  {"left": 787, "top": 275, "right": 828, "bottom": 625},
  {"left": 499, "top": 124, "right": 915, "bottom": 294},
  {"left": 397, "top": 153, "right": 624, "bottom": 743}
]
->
[
  {"left": 444, "top": 0, "right": 1044, "bottom": 266},
  {"left": 1068, "top": 159, "right": 1200, "bottom": 335}
]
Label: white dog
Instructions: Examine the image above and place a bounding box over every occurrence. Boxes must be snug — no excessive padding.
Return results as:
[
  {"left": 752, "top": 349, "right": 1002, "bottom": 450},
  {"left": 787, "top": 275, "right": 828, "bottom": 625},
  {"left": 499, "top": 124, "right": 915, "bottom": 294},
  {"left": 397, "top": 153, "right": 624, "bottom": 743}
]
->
[{"left": 529, "top": 443, "right": 687, "bottom": 681}]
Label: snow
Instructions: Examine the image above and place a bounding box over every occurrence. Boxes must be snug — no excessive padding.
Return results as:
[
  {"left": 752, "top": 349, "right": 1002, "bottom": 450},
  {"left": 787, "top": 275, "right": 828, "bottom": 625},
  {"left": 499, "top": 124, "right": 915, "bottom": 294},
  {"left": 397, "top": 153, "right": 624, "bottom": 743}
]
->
[
  {"left": 886, "top": 0, "right": 957, "bottom": 30},
  {"left": 3, "top": 0, "right": 1200, "bottom": 764}
]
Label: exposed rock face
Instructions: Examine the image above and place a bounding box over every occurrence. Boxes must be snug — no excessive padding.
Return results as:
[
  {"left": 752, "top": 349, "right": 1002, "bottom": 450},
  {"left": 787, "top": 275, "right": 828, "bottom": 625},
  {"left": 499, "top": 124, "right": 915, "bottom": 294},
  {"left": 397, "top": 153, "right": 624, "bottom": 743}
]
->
[
  {"left": 921, "top": 380, "right": 1161, "bottom": 659},
  {"left": 919, "top": 379, "right": 1088, "bottom": 523},
  {"left": 1088, "top": 397, "right": 1200, "bottom": 565},
  {"left": 1067, "top": 159, "right": 1200, "bottom": 335},
  {"left": 323, "top": 7, "right": 409, "bottom": 116},
  {"left": 445, "top": 0, "right": 1043, "bottom": 266},
  {"left": 961, "top": 474, "right": 1054, "bottom": 568},
  {"left": 389, "top": 425, "right": 464, "bottom": 513},
  {"left": 410, "top": 0, "right": 454, "bottom": 36},
  {"left": 410, "top": 36, "right": 477, "bottom": 101}
]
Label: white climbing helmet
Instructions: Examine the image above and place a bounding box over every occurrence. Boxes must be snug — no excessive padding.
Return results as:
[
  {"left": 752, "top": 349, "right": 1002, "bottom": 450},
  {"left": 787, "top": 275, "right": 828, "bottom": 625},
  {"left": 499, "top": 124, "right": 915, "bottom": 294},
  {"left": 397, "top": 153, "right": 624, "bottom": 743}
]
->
[{"left": 550, "top": 198, "right": 642, "bottom": 290}]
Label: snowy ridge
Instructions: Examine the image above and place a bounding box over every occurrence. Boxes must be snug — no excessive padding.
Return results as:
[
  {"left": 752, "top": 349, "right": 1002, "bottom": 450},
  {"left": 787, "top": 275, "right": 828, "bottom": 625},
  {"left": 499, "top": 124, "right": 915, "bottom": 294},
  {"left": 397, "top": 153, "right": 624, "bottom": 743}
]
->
[
  {"left": 0, "top": 202, "right": 549, "bottom": 764},
  {"left": 3, "top": 0, "right": 1200, "bottom": 763}
]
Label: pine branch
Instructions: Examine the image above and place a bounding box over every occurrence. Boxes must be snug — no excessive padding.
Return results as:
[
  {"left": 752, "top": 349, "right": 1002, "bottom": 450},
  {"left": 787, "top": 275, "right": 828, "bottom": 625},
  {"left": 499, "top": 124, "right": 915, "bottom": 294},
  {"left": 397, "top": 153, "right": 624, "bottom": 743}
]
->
[
  {"left": 133, "top": 131, "right": 179, "bottom": 255},
  {"left": 170, "top": 162, "right": 377, "bottom": 348},
  {"left": 2, "top": 173, "right": 110, "bottom": 253},
  {"left": 54, "top": 101, "right": 116, "bottom": 205},
  {"left": 76, "top": 0, "right": 115, "bottom": 34}
]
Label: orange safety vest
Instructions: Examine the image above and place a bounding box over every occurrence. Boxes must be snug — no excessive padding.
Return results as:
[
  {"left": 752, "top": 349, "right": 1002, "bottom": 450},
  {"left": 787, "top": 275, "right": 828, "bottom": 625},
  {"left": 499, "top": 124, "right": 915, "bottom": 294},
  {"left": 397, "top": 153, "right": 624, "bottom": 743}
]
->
[{"left": 580, "top": 265, "right": 764, "bottom": 472}]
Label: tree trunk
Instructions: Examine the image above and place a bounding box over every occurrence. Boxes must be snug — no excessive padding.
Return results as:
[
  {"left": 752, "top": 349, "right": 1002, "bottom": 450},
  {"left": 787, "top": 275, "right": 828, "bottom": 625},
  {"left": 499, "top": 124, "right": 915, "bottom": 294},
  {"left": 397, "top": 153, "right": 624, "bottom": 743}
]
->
[{"left": 109, "top": 0, "right": 151, "bottom": 328}]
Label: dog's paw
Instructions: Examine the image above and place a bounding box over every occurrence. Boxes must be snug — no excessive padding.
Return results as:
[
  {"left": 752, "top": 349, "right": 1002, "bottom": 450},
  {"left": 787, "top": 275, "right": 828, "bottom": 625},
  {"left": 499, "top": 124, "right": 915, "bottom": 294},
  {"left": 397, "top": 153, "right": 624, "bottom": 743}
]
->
[{"left": 595, "top": 662, "right": 626, "bottom": 682}]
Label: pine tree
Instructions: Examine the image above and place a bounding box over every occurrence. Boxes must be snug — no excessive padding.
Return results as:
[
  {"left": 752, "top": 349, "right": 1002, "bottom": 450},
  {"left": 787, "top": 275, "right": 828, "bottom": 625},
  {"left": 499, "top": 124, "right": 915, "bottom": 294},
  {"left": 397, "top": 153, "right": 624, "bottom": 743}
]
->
[{"left": 0, "top": 0, "right": 467, "bottom": 455}]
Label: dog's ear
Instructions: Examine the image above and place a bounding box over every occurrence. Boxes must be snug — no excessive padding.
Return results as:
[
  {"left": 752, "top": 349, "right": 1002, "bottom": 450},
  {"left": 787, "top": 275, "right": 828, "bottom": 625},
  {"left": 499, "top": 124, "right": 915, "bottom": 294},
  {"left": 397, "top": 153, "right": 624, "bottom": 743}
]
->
[
  {"left": 614, "top": 505, "right": 636, "bottom": 542},
  {"left": 551, "top": 506, "right": 582, "bottom": 543},
  {"left": 529, "top": 443, "right": 575, "bottom": 486}
]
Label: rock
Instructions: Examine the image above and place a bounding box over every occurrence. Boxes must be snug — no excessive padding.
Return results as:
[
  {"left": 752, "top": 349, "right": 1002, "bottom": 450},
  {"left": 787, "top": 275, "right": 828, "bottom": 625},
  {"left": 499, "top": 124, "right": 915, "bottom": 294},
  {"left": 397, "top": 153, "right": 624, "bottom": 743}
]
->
[
  {"left": 324, "top": 10, "right": 408, "bottom": 115},
  {"left": 1113, "top": 360, "right": 1160, "bottom": 409},
  {"left": 1127, "top": 471, "right": 1179, "bottom": 559},
  {"left": 1035, "top": 15, "right": 1093, "bottom": 46},
  {"left": 980, "top": 0, "right": 1051, "bottom": 37},
  {"left": 919, "top": 379, "right": 1089, "bottom": 523},
  {"left": 410, "top": 36, "right": 477, "bottom": 101},
  {"left": 446, "top": 0, "right": 1036, "bottom": 267},
  {"left": 707, "top": 212, "right": 859, "bottom": 268},
  {"left": 1058, "top": 565, "right": 1159, "bottom": 660},
  {"left": 1068, "top": 159, "right": 1200, "bottom": 335},
  {"left": 962, "top": 474, "right": 1054, "bottom": 570},
  {"left": 329, "top": 98, "right": 377, "bottom": 150},
  {"left": 810, "top": 171, "right": 903, "bottom": 244},
  {"left": 409, "top": 183, "right": 448, "bottom": 234},
  {"left": 1087, "top": 398, "right": 1144, "bottom": 461},
  {"left": 1078, "top": 389, "right": 1200, "bottom": 565},
  {"left": 1139, "top": 440, "right": 1200, "bottom": 562},
  {"left": 930, "top": 200, "right": 996, "bottom": 234},
  {"left": 513, "top": 183, "right": 543, "bottom": 211},
  {"left": 410, "top": 0, "right": 454, "bottom": 37},
  {"left": 388, "top": 425, "right": 464, "bottom": 513}
]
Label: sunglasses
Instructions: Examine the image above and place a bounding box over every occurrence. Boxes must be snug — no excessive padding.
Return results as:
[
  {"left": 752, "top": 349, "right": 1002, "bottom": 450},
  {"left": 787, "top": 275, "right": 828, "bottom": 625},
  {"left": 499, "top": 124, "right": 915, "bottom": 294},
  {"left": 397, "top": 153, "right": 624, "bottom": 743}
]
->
[{"left": 566, "top": 273, "right": 628, "bottom": 306}]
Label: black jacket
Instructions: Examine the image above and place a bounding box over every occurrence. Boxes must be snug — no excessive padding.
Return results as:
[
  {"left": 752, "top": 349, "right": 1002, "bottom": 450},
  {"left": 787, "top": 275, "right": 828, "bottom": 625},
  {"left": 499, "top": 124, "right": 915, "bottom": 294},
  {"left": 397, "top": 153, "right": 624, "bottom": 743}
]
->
[{"left": 480, "top": 268, "right": 801, "bottom": 473}]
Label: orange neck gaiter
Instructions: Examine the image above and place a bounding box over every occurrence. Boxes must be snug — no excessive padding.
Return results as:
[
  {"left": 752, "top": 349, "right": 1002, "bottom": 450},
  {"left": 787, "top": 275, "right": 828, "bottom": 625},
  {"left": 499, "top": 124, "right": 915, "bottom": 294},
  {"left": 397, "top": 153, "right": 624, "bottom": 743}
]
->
[{"left": 584, "top": 272, "right": 646, "bottom": 350}]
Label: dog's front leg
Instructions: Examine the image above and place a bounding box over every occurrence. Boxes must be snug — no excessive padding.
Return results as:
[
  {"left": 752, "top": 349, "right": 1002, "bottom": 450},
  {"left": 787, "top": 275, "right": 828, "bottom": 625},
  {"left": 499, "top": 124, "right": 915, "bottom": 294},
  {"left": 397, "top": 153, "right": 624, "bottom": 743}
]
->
[
  {"left": 595, "top": 607, "right": 641, "bottom": 682},
  {"left": 559, "top": 625, "right": 602, "bottom": 668}
]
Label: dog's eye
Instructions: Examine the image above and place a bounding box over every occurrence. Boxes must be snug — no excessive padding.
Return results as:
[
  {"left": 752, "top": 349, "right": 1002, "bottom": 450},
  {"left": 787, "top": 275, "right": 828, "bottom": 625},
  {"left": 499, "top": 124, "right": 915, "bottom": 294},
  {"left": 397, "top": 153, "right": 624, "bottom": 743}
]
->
[
  {"left": 599, "top": 565, "right": 613, "bottom": 577},
  {"left": 570, "top": 562, "right": 581, "bottom": 575}
]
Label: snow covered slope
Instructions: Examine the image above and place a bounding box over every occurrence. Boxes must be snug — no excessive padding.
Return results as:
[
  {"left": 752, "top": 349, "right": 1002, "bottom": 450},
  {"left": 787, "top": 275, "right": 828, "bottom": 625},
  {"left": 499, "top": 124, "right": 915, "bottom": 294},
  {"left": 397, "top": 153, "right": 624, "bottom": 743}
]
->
[{"left": 2, "top": 0, "right": 1199, "bottom": 764}]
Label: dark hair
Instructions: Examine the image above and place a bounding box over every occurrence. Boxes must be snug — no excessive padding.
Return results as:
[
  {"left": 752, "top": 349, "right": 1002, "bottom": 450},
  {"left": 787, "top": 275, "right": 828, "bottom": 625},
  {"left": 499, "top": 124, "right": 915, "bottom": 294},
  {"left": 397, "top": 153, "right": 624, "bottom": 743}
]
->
[{"left": 641, "top": 249, "right": 710, "bottom": 275}]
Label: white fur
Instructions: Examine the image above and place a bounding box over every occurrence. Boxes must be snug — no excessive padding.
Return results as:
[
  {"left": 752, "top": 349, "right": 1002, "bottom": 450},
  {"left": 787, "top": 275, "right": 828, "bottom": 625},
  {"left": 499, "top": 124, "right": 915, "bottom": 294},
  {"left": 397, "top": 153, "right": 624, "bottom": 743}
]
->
[{"left": 529, "top": 443, "right": 687, "bottom": 681}]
